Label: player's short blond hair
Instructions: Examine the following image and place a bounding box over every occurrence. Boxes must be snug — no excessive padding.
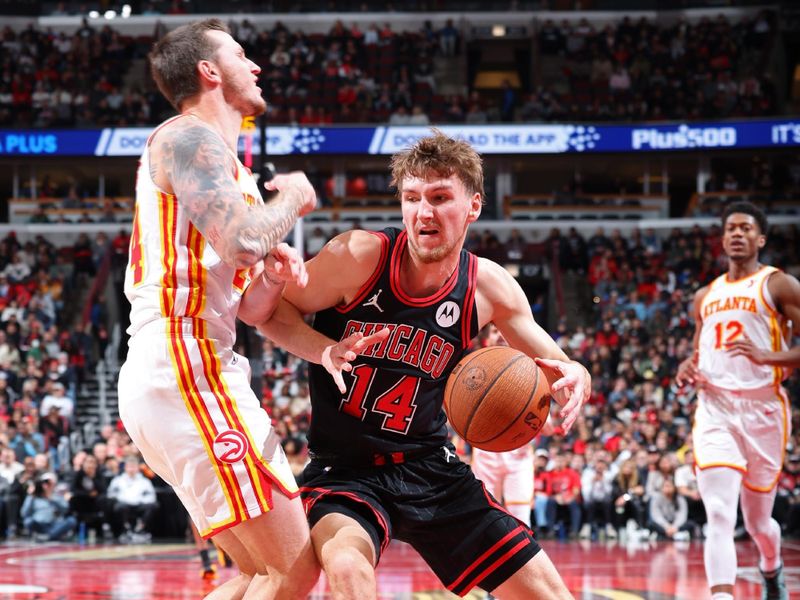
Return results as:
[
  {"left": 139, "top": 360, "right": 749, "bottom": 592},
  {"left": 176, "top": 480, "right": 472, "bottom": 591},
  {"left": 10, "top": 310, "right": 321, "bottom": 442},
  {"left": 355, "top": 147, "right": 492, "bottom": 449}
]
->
[{"left": 390, "top": 129, "right": 484, "bottom": 200}]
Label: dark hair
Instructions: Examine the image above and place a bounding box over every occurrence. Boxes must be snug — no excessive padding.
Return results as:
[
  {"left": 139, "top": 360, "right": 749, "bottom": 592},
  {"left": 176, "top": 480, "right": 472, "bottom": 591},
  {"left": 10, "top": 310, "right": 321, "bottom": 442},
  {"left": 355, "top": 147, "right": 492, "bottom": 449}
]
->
[
  {"left": 722, "top": 201, "right": 768, "bottom": 235},
  {"left": 149, "top": 18, "right": 229, "bottom": 110}
]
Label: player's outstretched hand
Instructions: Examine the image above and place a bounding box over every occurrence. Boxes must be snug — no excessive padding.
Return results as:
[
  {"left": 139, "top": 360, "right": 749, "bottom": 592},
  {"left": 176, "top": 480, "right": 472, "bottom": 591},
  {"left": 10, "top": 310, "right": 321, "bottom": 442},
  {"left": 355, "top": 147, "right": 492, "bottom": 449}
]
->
[
  {"left": 264, "top": 243, "right": 308, "bottom": 288},
  {"left": 675, "top": 354, "right": 706, "bottom": 388},
  {"left": 322, "top": 328, "right": 391, "bottom": 394},
  {"left": 725, "top": 336, "right": 767, "bottom": 365},
  {"left": 534, "top": 358, "right": 590, "bottom": 434},
  {"left": 263, "top": 171, "right": 317, "bottom": 216}
]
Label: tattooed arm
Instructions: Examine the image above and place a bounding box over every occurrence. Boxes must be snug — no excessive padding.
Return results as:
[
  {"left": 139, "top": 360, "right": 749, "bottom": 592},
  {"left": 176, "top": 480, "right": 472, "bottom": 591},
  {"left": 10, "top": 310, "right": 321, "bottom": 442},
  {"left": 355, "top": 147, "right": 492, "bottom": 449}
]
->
[{"left": 150, "top": 119, "right": 316, "bottom": 269}]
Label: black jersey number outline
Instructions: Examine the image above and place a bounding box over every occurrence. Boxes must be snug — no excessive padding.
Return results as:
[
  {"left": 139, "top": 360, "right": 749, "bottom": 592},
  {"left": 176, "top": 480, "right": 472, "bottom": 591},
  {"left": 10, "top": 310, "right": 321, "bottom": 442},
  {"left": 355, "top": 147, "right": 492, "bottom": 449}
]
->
[{"left": 339, "top": 364, "right": 421, "bottom": 435}]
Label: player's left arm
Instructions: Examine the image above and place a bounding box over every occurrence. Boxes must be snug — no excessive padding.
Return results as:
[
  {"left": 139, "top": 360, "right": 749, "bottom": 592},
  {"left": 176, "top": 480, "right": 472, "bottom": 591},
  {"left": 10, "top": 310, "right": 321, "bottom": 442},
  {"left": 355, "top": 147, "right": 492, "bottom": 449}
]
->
[
  {"left": 475, "top": 257, "right": 591, "bottom": 433},
  {"left": 237, "top": 243, "right": 307, "bottom": 326},
  {"left": 726, "top": 271, "right": 800, "bottom": 368}
]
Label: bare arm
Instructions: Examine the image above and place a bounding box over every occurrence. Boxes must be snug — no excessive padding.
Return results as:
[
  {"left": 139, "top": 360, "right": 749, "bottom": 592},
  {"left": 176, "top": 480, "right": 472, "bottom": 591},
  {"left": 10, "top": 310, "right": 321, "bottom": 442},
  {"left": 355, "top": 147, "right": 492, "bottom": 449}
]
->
[
  {"left": 257, "top": 230, "right": 388, "bottom": 391},
  {"left": 150, "top": 120, "right": 312, "bottom": 269},
  {"left": 238, "top": 243, "right": 307, "bottom": 326},
  {"left": 475, "top": 258, "right": 591, "bottom": 432},
  {"left": 675, "top": 286, "right": 708, "bottom": 387},
  {"left": 726, "top": 272, "right": 800, "bottom": 368}
]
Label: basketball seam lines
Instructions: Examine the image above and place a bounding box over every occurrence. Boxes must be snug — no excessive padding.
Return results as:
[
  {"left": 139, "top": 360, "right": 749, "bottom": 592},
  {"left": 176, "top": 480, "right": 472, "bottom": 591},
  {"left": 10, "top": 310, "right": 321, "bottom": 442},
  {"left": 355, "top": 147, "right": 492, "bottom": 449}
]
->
[
  {"left": 464, "top": 352, "right": 526, "bottom": 440},
  {"left": 478, "top": 361, "right": 539, "bottom": 446},
  {"left": 444, "top": 348, "right": 488, "bottom": 427}
]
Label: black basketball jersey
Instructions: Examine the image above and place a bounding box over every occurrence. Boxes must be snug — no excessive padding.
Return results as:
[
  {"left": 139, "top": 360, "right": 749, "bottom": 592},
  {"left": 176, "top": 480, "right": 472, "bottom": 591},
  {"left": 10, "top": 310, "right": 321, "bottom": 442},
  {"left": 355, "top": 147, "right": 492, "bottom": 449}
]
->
[{"left": 307, "top": 227, "right": 480, "bottom": 461}]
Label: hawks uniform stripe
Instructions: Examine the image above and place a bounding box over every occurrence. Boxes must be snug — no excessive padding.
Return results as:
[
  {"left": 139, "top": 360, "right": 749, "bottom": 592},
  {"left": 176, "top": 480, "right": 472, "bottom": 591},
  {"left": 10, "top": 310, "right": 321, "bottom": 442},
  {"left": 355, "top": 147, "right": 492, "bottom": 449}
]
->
[
  {"left": 165, "top": 319, "right": 242, "bottom": 534},
  {"left": 185, "top": 224, "right": 206, "bottom": 317},
  {"left": 171, "top": 322, "right": 248, "bottom": 526},
  {"left": 195, "top": 335, "right": 273, "bottom": 515},
  {"left": 185, "top": 224, "right": 196, "bottom": 316},
  {"left": 204, "top": 336, "right": 299, "bottom": 500},
  {"left": 158, "top": 191, "right": 178, "bottom": 316},
  {"left": 130, "top": 203, "right": 146, "bottom": 287}
]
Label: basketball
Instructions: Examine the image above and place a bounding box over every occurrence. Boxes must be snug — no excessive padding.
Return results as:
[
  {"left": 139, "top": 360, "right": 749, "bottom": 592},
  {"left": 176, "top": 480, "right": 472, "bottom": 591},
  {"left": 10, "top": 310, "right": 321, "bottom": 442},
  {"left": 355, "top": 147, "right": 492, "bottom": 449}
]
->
[{"left": 443, "top": 346, "right": 552, "bottom": 452}]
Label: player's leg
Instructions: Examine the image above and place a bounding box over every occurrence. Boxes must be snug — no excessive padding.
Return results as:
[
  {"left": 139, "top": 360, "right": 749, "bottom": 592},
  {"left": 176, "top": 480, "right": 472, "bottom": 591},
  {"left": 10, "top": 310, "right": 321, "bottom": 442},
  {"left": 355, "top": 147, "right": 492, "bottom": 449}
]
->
[
  {"left": 408, "top": 448, "right": 564, "bottom": 598},
  {"left": 740, "top": 486, "right": 787, "bottom": 600},
  {"left": 471, "top": 450, "right": 503, "bottom": 505},
  {"left": 697, "top": 467, "right": 742, "bottom": 598},
  {"left": 740, "top": 388, "right": 790, "bottom": 599},
  {"left": 502, "top": 455, "right": 533, "bottom": 527},
  {"left": 202, "top": 529, "right": 253, "bottom": 600},
  {"left": 741, "top": 486, "right": 782, "bottom": 572},
  {"left": 489, "top": 551, "right": 572, "bottom": 600},
  {"left": 190, "top": 519, "right": 217, "bottom": 579},
  {"left": 311, "top": 512, "right": 378, "bottom": 600},
  {"left": 300, "top": 463, "right": 390, "bottom": 600},
  {"left": 227, "top": 486, "right": 320, "bottom": 600}
]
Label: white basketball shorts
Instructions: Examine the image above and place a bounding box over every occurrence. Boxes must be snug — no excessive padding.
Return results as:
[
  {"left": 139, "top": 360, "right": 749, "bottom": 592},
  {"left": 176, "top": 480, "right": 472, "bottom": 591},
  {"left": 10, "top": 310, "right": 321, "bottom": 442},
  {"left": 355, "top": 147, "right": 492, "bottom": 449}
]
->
[
  {"left": 693, "top": 383, "right": 790, "bottom": 492},
  {"left": 118, "top": 317, "right": 298, "bottom": 538}
]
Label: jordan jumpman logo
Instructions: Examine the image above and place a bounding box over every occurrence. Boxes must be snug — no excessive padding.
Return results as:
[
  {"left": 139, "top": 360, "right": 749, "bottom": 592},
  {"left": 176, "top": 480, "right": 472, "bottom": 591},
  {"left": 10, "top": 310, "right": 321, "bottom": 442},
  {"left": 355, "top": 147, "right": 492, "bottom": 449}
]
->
[{"left": 363, "top": 289, "right": 384, "bottom": 312}]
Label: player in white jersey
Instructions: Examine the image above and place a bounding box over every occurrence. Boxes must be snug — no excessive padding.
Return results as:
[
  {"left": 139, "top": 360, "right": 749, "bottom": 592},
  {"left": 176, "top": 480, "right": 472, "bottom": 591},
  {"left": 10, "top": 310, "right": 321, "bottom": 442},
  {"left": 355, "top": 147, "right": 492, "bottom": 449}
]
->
[
  {"left": 470, "top": 324, "right": 552, "bottom": 528},
  {"left": 117, "top": 19, "right": 382, "bottom": 600},
  {"left": 676, "top": 202, "right": 800, "bottom": 600}
]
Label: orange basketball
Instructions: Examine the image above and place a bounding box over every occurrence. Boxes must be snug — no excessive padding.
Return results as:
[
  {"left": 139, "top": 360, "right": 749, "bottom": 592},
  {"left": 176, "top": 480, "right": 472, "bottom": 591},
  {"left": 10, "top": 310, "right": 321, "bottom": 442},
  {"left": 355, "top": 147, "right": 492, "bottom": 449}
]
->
[{"left": 443, "top": 346, "right": 552, "bottom": 452}]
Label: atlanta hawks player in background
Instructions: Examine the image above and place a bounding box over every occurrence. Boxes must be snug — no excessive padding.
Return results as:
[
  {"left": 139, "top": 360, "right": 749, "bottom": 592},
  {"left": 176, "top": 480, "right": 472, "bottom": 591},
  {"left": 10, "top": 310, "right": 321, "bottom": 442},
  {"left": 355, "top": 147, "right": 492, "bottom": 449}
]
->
[
  {"left": 676, "top": 201, "right": 800, "bottom": 600},
  {"left": 470, "top": 323, "right": 555, "bottom": 529}
]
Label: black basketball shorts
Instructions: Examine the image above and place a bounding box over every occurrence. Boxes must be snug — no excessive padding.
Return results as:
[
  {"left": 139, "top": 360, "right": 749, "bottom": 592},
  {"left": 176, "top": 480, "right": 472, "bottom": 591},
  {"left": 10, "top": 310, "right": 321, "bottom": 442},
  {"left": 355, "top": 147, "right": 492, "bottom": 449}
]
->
[{"left": 299, "top": 444, "right": 541, "bottom": 596}]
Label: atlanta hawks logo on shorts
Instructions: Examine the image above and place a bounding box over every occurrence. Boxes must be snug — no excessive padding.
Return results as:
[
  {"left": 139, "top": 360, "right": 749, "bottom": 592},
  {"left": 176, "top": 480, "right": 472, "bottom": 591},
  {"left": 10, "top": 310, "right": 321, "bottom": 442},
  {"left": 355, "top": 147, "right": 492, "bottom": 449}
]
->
[{"left": 212, "top": 429, "right": 249, "bottom": 463}]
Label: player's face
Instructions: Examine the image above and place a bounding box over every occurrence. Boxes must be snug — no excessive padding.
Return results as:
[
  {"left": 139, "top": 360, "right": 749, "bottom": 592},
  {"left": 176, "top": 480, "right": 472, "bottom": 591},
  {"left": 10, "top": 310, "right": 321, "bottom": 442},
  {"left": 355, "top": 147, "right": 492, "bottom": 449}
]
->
[
  {"left": 207, "top": 30, "right": 266, "bottom": 117},
  {"left": 400, "top": 173, "right": 481, "bottom": 264},
  {"left": 722, "top": 213, "right": 765, "bottom": 262}
]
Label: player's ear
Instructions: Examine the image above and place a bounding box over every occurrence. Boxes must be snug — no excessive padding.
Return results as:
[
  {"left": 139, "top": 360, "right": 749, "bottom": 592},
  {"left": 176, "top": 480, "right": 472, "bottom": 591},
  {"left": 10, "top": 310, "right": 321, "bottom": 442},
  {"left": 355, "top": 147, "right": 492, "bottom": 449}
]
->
[
  {"left": 757, "top": 234, "right": 766, "bottom": 249},
  {"left": 467, "top": 193, "right": 482, "bottom": 223},
  {"left": 197, "top": 59, "right": 220, "bottom": 84}
]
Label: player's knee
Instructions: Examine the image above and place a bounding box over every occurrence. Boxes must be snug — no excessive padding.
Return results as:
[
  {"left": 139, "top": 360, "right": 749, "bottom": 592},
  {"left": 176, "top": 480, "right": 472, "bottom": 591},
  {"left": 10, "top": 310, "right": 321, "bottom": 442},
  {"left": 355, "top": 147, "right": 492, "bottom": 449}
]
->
[
  {"left": 322, "top": 545, "right": 374, "bottom": 585},
  {"left": 273, "top": 565, "right": 320, "bottom": 600},
  {"left": 704, "top": 497, "right": 734, "bottom": 529},
  {"left": 743, "top": 515, "right": 774, "bottom": 538}
]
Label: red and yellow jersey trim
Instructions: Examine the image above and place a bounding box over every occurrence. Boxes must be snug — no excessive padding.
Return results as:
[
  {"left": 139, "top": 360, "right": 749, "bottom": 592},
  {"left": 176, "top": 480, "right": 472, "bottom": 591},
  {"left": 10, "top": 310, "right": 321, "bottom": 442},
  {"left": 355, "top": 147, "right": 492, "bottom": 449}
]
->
[
  {"left": 158, "top": 191, "right": 179, "bottom": 317},
  {"left": 165, "top": 319, "right": 244, "bottom": 534},
  {"left": 186, "top": 223, "right": 206, "bottom": 317}
]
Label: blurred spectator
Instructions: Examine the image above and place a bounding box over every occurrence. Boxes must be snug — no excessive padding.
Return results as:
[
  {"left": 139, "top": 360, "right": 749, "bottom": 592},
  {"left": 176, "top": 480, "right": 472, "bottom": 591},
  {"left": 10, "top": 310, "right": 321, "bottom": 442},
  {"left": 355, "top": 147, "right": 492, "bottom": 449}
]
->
[
  {"left": 547, "top": 453, "right": 582, "bottom": 539},
  {"left": 647, "top": 478, "right": 692, "bottom": 541},
  {"left": 580, "top": 457, "right": 616, "bottom": 539},
  {"left": 39, "top": 382, "right": 73, "bottom": 421},
  {"left": 69, "top": 454, "right": 110, "bottom": 539},
  {"left": 107, "top": 457, "right": 156, "bottom": 541},
  {"left": 21, "top": 473, "right": 75, "bottom": 541}
]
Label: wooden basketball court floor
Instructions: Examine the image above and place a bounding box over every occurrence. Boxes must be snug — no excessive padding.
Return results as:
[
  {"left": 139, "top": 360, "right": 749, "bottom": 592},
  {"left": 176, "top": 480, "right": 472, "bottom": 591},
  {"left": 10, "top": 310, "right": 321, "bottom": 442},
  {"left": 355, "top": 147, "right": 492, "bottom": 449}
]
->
[{"left": 0, "top": 537, "right": 797, "bottom": 599}]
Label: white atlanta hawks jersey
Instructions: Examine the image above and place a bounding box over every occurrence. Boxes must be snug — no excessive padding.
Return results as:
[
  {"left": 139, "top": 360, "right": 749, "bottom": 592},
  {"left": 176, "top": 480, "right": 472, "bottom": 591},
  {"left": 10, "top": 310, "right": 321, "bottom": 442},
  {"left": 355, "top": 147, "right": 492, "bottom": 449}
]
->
[
  {"left": 698, "top": 265, "right": 789, "bottom": 390},
  {"left": 125, "top": 117, "right": 262, "bottom": 343}
]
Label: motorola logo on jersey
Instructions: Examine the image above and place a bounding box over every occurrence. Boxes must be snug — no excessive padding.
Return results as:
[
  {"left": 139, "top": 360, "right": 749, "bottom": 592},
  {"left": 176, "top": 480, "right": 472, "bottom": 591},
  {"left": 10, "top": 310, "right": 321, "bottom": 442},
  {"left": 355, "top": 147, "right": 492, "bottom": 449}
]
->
[
  {"left": 212, "top": 429, "right": 249, "bottom": 463},
  {"left": 435, "top": 301, "right": 460, "bottom": 328}
]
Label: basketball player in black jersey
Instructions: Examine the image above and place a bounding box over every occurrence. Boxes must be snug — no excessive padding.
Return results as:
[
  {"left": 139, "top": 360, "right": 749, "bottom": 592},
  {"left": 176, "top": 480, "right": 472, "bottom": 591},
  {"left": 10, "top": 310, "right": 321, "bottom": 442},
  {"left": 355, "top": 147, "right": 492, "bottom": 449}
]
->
[{"left": 259, "top": 131, "right": 590, "bottom": 599}]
